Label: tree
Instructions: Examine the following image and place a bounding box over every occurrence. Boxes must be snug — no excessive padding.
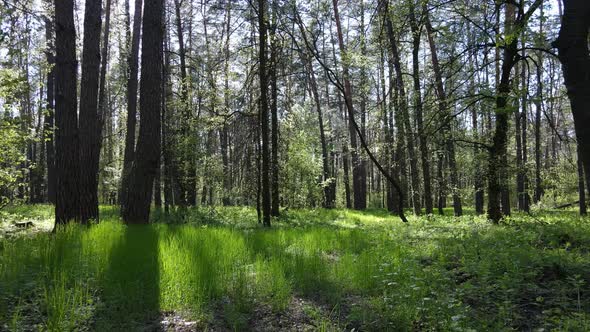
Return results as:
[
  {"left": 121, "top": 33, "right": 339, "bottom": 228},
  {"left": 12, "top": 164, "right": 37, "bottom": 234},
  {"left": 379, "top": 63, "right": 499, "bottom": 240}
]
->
[
  {"left": 259, "top": 0, "right": 271, "bottom": 227},
  {"left": 381, "top": 0, "right": 421, "bottom": 215},
  {"left": 409, "top": 0, "right": 433, "bottom": 214},
  {"left": 122, "top": 0, "right": 164, "bottom": 224},
  {"left": 270, "top": 0, "right": 280, "bottom": 217},
  {"left": 54, "top": 0, "right": 80, "bottom": 225},
  {"left": 332, "top": 0, "right": 366, "bottom": 211},
  {"left": 120, "top": 0, "right": 143, "bottom": 211},
  {"left": 424, "top": 2, "right": 462, "bottom": 216},
  {"left": 43, "top": 12, "right": 56, "bottom": 204},
  {"left": 487, "top": 0, "right": 542, "bottom": 223},
  {"left": 554, "top": 0, "right": 590, "bottom": 200},
  {"left": 79, "top": 0, "right": 103, "bottom": 223}
]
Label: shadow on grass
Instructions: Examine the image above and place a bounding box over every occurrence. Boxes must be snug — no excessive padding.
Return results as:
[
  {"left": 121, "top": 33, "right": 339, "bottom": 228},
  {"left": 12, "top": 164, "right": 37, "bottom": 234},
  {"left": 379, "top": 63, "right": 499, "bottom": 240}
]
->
[{"left": 94, "top": 225, "right": 160, "bottom": 331}]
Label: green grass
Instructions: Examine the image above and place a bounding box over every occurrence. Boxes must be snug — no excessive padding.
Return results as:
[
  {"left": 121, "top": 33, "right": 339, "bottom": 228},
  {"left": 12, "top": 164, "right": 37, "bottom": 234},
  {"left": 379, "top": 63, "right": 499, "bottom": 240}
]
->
[{"left": 1, "top": 205, "right": 590, "bottom": 331}]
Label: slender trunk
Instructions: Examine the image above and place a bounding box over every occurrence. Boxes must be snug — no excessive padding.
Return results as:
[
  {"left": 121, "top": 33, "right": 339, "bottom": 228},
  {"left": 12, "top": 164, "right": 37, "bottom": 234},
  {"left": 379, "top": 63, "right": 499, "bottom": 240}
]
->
[
  {"left": 357, "top": 0, "right": 368, "bottom": 210},
  {"left": 577, "top": 144, "right": 587, "bottom": 215},
  {"left": 44, "top": 14, "right": 56, "bottom": 204},
  {"left": 259, "top": 0, "right": 271, "bottom": 227},
  {"left": 382, "top": 0, "right": 420, "bottom": 214},
  {"left": 221, "top": 0, "right": 232, "bottom": 206},
  {"left": 307, "top": 53, "right": 333, "bottom": 208},
  {"left": 163, "top": 15, "right": 173, "bottom": 213},
  {"left": 521, "top": 58, "right": 530, "bottom": 212},
  {"left": 410, "top": 2, "right": 433, "bottom": 214},
  {"left": 270, "top": 0, "right": 280, "bottom": 216},
  {"left": 336, "top": 0, "right": 407, "bottom": 221},
  {"left": 294, "top": 8, "right": 334, "bottom": 208},
  {"left": 95, "top": 0, "right": 112, "bottom": 209},
  {"left": 533, "top": 59, "right": 544, "bottom": 203},
  {"left": 341, "top": 98, "right": 352, "bottom": 209},
  {"left": 331, "top": 0, "right": 363, "bottom": 210},
  {"left": 424, "top": 6, "right": 462, "bottom": 216},
  {"left": 120, "top": 0, "right": 143, "bottom": 210}
]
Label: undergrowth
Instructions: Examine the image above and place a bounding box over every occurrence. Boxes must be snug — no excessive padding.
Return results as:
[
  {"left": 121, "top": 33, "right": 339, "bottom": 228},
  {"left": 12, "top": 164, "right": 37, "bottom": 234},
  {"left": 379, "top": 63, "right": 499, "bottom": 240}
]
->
[{"left": 1, "top": 205, "right": 589, "bottom": 331}]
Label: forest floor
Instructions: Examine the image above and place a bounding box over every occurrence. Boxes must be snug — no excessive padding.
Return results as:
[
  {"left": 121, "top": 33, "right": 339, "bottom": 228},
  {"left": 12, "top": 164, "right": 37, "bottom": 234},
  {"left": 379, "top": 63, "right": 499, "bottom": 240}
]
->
[{"left": 1, "top": 205, "right": 590, "bottom": 331}]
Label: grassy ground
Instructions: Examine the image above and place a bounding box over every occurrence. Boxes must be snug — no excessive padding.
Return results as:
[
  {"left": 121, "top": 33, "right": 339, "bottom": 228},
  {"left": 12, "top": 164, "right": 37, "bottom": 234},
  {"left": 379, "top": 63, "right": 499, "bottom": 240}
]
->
[{"left": 1, "top": 205, "right": 590, "bottom": 331}]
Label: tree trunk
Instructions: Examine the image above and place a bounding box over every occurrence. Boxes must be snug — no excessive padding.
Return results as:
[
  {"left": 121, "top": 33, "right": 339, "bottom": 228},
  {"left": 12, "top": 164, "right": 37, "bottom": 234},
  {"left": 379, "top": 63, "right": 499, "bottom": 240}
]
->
[
  {"left": 488, "top": 0, "right": 542, "bottom": 222},
  {"left": 293, "top": 8, "right": 335, "bottom": 209},
  {"left": 534, "top": 22, "right": 544, "bottom": 204},
  {"left": 554, "top": 0, "right": 590, "bottom": 198},
  {"left": 270, "top": 0, "right": 280, "bottom": 216},
  {"left": 382, "top": 0, "right": 420, "bottom": 215},
  {"left": 54, "top": 0, "right": 80, "bottom": 226},
  {"left": 44, "top": 14, "right": 56, "bottom": 204},
  {"left": 221, "top": 0, "right": 232, "bottom": 206},
  {"left": 577, "top": 144, "right": 587, "bottom": 215},
  {"left": 122, "top": 0, "right": 164, "bottom": 224},
  {"left": 120, "top": 0, "right": 143, "bottom": 211},
  {"left": 357, "top": 0, "right": 368, "bottom": 210},
  {"left": 78, "top": 0, "right": 103, "bottom": 223},
  {"left": 258, "top": 0, "right": 271, "bottom": 227},
  {"left": 409, "top": 2, "right": 433, "bottom": 214},
  {"left": 95, "top": 0, "right": 112, "bottom": 208},
  {"left": 424, "top": 6, "right": 462, "bottom": 216},
  {"left": 334, "top": 0, "right": 407, "bottom": 222},
  {"left": 517, "top": 46, "right": 530, "bottom": 212},
  {"left": 331, "top": 0, "right": 364, "bottom": 210}
]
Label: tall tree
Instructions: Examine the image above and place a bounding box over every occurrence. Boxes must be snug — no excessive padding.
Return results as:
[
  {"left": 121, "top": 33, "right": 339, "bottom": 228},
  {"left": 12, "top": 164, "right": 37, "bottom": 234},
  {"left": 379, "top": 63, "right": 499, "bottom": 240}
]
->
[
  {"left": 120, "top": 0, "right": 143, "bottom": 211},
  {"left": 54, "top": 0, "right": 79, "bottom": 225},
  {"left": 122, "top": 0, "right": 164, "bottom": 224},
  {"left": 43, "top": 12, "right": 56, "bottom": 204},
  {"left": 96, "top": 0, "right": 113, "bottom": 205},
  {"left": 409, "top": 1, "right": 433, "bottom": 214},
  {"left": 270, "top": 0, "right": 280, "bottom": 217},
  {"left": 332, "top": 0, "right": 366, "bottom": 210},
  {"left": 487, "top": 0, "right": 542, "bottom": 222},
  {"left": 554, "top": 0, "right": 590, "bottom": 201},
  {"left": 424, "top": 3, "right": 462, "bottom": 216},
  {"left": 79, "top": 0, "right": 103, "bottom": 223},
  {"left": 259, "top": 0, "right": 271, "bottom": 227}
]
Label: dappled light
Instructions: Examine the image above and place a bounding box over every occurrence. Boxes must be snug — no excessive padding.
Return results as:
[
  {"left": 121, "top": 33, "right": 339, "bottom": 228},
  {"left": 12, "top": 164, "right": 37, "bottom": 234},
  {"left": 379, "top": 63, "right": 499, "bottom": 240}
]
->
[{"left": 2, "top": 205, "right": 590, "bottom": 330}]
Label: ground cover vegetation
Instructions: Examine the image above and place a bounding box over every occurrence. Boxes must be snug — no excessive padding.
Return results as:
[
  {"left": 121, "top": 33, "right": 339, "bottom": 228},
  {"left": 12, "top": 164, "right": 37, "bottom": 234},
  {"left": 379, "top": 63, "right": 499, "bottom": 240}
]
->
[
  {"left": 1, "top": 205, "right": 590, "bottom": 330},
  {"left": 1, "top": 0, "right": 590, "bottom": 330}
]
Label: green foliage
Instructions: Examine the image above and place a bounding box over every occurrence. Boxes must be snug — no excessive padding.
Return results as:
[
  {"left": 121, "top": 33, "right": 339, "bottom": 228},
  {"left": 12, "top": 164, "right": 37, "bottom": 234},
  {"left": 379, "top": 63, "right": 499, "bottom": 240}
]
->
[
  {"left": 0, "top": 119, "right": 29, "bottom": 208},
  {"left": 1, "top": 206, "right": 590, "bottom": 330},
  {"left": 281, "top": 104, "right": 323, "bottom": 207}
]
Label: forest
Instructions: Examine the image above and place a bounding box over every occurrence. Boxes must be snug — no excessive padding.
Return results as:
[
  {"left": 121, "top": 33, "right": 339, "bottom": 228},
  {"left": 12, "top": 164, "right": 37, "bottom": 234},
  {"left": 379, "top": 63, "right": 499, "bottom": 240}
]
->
[{"left": 1, "top": 0, "right": 590, "bottom": 330}]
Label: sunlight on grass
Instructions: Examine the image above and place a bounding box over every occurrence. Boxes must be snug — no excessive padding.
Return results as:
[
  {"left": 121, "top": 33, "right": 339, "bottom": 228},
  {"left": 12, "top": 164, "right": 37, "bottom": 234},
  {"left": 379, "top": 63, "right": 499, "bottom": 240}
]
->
[{"left": 1, "top": 206, "right": 590, "bottom": 330}]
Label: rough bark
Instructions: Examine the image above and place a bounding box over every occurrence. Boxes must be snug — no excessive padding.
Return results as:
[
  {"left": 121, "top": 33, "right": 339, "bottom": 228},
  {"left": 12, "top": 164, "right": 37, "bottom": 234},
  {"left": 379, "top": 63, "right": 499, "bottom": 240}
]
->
[
  {"left": 122, "top": 0, "right": 163, "bottom": 224},
  {"left": 120, "top": 0, "right": 143, "bottom": 210},
  {"left": 259, "top": 0, "right": 271, "bottom": 227},
  {"left": 554, "top": 0, "right": 590, "bottom": 199},
  {"left": 54, "top": 0, "right": 80, "bottom": 225},
  {"left": 78, "top": 0, "right": 103, "bottom": 223}
]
